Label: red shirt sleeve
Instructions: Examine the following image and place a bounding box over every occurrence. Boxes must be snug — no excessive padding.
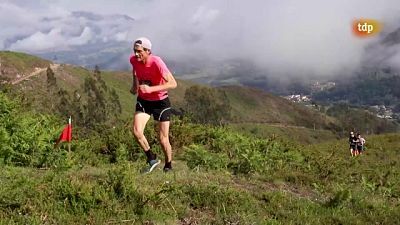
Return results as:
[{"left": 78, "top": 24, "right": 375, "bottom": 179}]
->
[{"left": 154, "top": 56, "right": 171, "bottom": 80}]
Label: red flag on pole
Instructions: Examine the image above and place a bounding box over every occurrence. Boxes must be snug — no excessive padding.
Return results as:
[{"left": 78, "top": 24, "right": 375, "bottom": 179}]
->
[{"left": 57, "top": 117, "right": 72, "bottom": 144}]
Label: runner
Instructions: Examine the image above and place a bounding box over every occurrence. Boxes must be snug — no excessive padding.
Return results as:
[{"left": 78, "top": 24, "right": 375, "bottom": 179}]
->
[
  {"left": 356, "top": 133, "right": 366, "bottom": 155},
  {"left": 349, "top": 131, "right": 357, "bottom": 157},
  {"left": 130, "top": 37, "right": 177, "bottom": 173}
]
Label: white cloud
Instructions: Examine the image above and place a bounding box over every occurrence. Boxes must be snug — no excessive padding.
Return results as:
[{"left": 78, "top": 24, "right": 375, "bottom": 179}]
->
[
  {"left": 117, "top": 0, "right": 400, "bottom": 77},
  {"left": 9, "top": 28, "right": 66, "bottom": 52},
  {"left": 114, "top": 32, "right": 129, "bottom": 42},
  {"left": 1, "top": 0, "right": 400, "bottom": 78},
  {"left": 69, "top": 27, "right": 93, "bottom": 45},
  {"left": 386, "top": 45, "right": 400, "bottom": 71}
]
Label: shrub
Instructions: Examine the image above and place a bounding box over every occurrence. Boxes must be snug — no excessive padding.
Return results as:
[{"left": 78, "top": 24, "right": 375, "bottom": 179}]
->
[
  {"left": 0, "top": 92, "right": 72, "bottom": 167},
  {"left": 181, "top": 126, "right": 305, "bottom": 175}
]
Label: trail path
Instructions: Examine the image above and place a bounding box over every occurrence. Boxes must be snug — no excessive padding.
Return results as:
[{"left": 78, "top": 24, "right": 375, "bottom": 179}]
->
[{"left": 11, "top": 64, "right": 60, "bottom": 85}]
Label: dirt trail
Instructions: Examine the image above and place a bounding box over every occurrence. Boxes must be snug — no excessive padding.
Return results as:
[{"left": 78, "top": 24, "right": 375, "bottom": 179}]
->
[{"left": 11, "top": 64, "right": 60, "bottom": 85}]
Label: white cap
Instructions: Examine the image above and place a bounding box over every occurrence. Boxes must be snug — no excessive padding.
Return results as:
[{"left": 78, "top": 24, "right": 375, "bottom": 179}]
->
[{"left": 134, "top": 37, "right": 152, "bottom": 50}]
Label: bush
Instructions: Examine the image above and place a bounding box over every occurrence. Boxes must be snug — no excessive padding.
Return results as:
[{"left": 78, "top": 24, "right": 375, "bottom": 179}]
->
[
  {"left": 0, "top": 93, "right": 64, "bottom": 167},
  {"left": 180, "top": 125, "right": 305, "bottom": 175},
  {"left": 183, "top": 144, "right": 229, "bottom": 170}
]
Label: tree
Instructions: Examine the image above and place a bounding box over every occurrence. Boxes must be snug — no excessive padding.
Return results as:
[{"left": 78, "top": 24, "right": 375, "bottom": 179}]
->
[
  {"left": 45, "top": 67, "right": 59, "bottom": 111},
  {"left": 93, "top": 65, "right": 106, "bottom": 86},
  {"left": 83, "top": 76, "right": 107, "bottom": 126},
  {"left": 80, "top": 67, "right": 122, "bottom": 128},
  {"left": 56, "top": 88, "right": 73, "bottom": 118},
  {"left": 109, "top": 89, "right": 122, "bottom": 116},
  {"left": 46, "top": 67, "right": 57, "bottom": 92}
]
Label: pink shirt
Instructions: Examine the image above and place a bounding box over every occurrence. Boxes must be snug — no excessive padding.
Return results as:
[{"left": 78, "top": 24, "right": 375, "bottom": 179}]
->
[{"left": 130, "top": 55, "right": 170, "bottom": 101}]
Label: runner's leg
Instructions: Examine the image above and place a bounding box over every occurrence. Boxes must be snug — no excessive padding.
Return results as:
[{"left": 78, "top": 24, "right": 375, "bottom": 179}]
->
[
  {"left": 133, "top": 112, "right": 151, "bottom": 151},
  {"left": 159, "top": 121, "right": 172, "bottom": 164}
]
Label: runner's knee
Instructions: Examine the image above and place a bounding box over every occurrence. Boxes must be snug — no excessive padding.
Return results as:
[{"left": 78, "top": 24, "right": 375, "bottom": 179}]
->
[
  {"left": 159, "top": 135, "right": 170, "bottom": 147},
  {"left": 133, "top": 126, "right": 144, "bottom": 139}
]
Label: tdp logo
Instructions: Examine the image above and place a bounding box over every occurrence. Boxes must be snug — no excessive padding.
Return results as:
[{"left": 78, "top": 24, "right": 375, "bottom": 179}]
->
[{"left": 353, "top": 19, "right": 382, "bottom": 38}]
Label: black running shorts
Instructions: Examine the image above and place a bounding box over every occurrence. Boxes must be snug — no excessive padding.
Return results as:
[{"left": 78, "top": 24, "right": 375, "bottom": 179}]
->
[{"left": 135, "top": 97, "right": 171, "bottom": 122}]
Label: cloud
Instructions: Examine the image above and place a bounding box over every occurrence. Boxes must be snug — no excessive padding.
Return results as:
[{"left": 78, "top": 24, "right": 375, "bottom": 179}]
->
[
  {"left": 10, "top": 28, "right": 65, "bottom": 51},
  {"left": 1, "top": 1, "right": 134, "bottom": 53},
  {"left": 9, "top": 26, "right": 95, "bottom": 52},
  {"left": 1, "top": 0, "right": 400, "bottom": 79},
  {"left": 69, "top": 27, "right": 93, "bottom": 45},
  {"left": 128, "top": 0, "right": 400, "bottom": 77}
]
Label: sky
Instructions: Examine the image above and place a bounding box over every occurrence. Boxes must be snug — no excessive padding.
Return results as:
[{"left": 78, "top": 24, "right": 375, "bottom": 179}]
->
[{"left": 1, "top": 0, "right": 400, "bottom": 78}]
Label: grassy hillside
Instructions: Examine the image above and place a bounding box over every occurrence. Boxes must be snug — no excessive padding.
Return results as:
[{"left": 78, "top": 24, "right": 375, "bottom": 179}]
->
[
  {"left": 313, "top": 69, "right": 400, "bottom": 107},
  {"left": 326, "top": 104, "right": 399, "bottom": 135},
  {"left": 0, "top": 51, "right": 51, "bottom": 81},
  {"left": 1, "top": 89, "right": 400, "bottom": 223},
  {"left": 1, "top": 51, "right": 340, "bottom": 130},
  {"left": 229, "top": 123, "right": 339, "bottom": 144},
  {"left": 2, "top": 75, "right": 400, "bottom": 224},
  {"left": 220, "top": 85, "right": 339, "bottom": 129},
  {"left": 2, "top": 51, "right": 398, "bottom": 146}
]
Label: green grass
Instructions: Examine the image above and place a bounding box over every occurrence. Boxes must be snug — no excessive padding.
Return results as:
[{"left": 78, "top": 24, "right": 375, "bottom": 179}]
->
[
  {"left": 1, "top": 88, "right": 400, "bottom": 223},
  {"left": 0, "top": 51, "right": 50, "bottom": 76},
  {"left": 220, "top": 86, "right": 340, "bottom": 130},
  {"left": 2, "top": 51, "right": 400, "bottom": 224},
  {"left": 1, "top": 97, "right": 399, "bottom": 224},
  {"left": 1, "top": 131, "right": 400, "bottom": 224},
  {"left": 229, "top": 122, "right": 339, "bottom": 144}
]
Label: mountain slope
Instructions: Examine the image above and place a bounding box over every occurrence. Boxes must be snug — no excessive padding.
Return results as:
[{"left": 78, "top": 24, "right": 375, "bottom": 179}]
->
[
  {"left": 4, "top": 50, "right": 397, "bottom": 137},
  {"left": 220, "top": 85, "right": 337, "bottom": 129},
  {"left": 313, "top": 69, "right": 400, "bottom": 107},
  {"left": 1, "top": 93, "right": 399, "bottom": 224},
  {"left": 0, "top": 51, "right": 51, "bottom": 81}
]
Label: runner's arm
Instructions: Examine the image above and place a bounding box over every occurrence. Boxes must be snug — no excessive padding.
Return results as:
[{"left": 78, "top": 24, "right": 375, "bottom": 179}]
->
[
  {"left": 140, "top": 73, "right": 177, "bottom": 93},
  {"left": 130, "top": 70, "right": 139, "bottom": 95}
]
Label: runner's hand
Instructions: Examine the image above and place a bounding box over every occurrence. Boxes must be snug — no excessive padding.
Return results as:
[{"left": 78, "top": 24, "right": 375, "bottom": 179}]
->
[{"left": 139, "top": 85, "right": 153, "bottom": 94}]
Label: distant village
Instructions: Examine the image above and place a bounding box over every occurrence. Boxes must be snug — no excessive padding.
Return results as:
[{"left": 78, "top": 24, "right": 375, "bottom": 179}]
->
[{"left": 284, "top": 81, "right": 400, "bottom": 121}]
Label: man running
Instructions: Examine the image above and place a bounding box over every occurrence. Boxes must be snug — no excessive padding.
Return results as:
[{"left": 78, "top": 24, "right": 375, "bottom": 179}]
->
[
  {"left": 349, "top": 131, "right": 357, "bottom": 156},
  {"left": 130, "top": 37, "right": 177, "bottom": 173},
  {"left": 356, "top": 133, "right": 366, "bottom": 154}
]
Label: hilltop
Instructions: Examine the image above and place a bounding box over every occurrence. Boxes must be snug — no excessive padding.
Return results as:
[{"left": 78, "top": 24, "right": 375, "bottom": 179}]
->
[{"left": 0, "top": 51, "right": 51, "bottom": 82}]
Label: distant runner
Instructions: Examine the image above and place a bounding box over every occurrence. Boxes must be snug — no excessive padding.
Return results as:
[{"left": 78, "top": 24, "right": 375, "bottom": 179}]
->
[
  {"left": 349, "top": 131, "right": 357, "bottom": 156},
  {"left": 129, "top": 37, "right": 177, "bottom": 173},
  {"left": 356, "top": 133, "right": 366, "bottom": 154}
]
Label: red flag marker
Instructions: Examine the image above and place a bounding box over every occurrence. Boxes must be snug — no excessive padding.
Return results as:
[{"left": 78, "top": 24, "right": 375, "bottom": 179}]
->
[{"left": 56, "top": 117, "right": 72, "bottom": 147}]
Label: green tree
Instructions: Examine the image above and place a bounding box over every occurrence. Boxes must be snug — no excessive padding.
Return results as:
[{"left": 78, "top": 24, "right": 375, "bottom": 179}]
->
[
  {"left": 45, "top": 67, "right": 58, "bottom": 111},
  {"left": 46, "top": 67, "right": 57, "bottom": 92},
  {"left": 83, "top": 76, "right": 107, "bottom": 127},
  {"left": 69, "top": 90, "right": 84, "bottom": 124},
  {"left": 80, "top": 67, "right": 122, "bottom": 128},
  {"left": 56, "top": 88, "right": 73, "bottom": 118},
  {"left": 110, "top": 88, "right": 122, "bottom": 116}
]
